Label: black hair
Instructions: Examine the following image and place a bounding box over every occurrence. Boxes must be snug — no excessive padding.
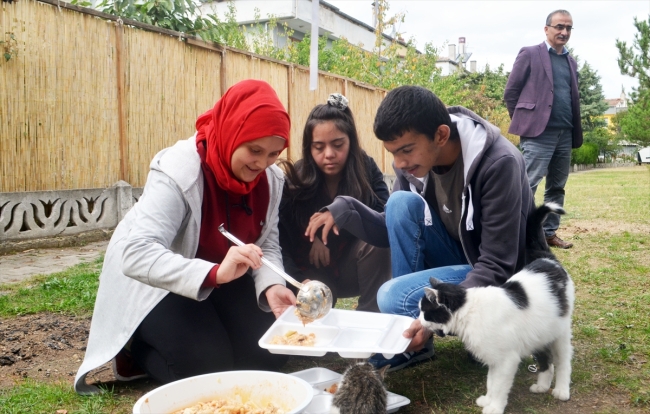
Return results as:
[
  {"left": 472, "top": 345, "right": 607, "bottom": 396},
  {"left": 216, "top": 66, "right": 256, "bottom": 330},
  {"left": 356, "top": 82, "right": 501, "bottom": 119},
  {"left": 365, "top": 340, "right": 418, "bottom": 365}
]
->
[
  {"left": 373, "top": 85, "right": 458, "bottom": 142},
  {"left": 282, "top": 101, "right": 378, "bottom": 227}
]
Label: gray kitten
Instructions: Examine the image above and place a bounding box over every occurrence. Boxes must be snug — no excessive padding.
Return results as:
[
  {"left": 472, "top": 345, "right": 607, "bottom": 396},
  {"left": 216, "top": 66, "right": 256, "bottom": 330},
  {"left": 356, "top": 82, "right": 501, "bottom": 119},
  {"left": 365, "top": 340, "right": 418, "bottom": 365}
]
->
[{"left": 330, "top": 362, "right": 389, "bottom": 414}]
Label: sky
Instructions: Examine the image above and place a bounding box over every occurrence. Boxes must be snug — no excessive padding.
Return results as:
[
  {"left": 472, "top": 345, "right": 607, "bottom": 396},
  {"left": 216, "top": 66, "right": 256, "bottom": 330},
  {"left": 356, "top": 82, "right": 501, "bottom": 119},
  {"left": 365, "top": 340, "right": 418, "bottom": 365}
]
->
[{"left": 326, "top": 0, "right": 650, "bottom": 98}]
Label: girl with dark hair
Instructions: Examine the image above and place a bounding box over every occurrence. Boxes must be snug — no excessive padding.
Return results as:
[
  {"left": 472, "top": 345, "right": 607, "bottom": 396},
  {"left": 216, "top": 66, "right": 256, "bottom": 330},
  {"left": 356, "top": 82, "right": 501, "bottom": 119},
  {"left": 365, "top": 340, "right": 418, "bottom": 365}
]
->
[{"left": 279, "top": 93, "right": 391, "bottom": 312}]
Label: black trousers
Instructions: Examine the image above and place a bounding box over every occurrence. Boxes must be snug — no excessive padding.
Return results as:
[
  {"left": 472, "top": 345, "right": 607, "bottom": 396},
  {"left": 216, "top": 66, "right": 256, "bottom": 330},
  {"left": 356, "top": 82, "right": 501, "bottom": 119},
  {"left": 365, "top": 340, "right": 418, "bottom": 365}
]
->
[{"left": 130, "top": 275, "right": 287, "bottom": 384}]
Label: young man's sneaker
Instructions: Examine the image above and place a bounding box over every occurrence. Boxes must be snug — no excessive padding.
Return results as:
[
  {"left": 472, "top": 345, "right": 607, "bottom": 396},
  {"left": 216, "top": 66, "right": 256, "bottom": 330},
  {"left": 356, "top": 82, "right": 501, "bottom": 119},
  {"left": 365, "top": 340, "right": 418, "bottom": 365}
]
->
[
  {"left": 112, "top": 348, "right": 148, "bottom": 381},
  {"left": 368, "top": 337, "right": 434, "bottom": 373}
]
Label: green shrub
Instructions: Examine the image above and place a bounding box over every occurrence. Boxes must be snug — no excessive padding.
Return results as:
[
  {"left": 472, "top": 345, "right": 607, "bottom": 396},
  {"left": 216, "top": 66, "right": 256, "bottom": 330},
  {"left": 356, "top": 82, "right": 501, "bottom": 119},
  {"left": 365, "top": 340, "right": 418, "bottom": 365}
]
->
[{"left": 572, "top": 142, "right": 599, "bottom": 165}]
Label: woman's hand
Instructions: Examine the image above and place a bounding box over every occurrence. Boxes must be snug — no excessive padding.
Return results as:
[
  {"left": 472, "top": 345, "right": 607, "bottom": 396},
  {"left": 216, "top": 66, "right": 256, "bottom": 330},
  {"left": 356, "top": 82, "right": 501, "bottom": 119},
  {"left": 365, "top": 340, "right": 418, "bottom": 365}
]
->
[
  {"left": 309, "top": 237, "right": 330, "bottom": 268},
  {"left": 402, "top": 319, "right": 433, "bottom": 352},
  {"left": 216, "top": 244, "right": 263, "bottom": 284},
  {"left": 305, "top": 211, "right": 339, "bottom": 245},
  {"left": 265, "top": 284, "right": 297, "bottom": 318}
]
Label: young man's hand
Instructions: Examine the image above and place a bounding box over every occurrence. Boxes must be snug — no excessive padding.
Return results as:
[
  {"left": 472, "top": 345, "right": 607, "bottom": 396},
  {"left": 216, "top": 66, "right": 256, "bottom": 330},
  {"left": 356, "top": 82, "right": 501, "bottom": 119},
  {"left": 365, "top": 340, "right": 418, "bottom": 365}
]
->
[
  {"left": 403, "top": 319, "right": 433, "bottom": 352},
  {"left": 305, "top": 211, "right": 339, "bottom": 245}
]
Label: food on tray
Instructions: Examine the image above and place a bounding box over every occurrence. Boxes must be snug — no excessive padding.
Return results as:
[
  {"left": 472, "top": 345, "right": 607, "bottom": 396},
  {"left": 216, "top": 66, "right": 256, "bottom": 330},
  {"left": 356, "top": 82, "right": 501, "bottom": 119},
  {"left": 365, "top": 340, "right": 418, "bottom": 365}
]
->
[
  {"left": 172, "top": 398, "right": 284, "bottom": 414},
  {"left": 324, "top": 383, "right": 338, "bottom": 394},
  {"left": 270, "top": 330, "right": 316, "bottom": 346}
]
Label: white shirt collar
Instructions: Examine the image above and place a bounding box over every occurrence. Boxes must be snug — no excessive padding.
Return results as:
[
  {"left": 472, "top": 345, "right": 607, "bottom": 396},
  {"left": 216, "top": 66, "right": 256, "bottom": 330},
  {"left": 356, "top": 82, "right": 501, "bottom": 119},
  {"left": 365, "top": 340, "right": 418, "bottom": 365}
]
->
[{"left": 545, "top": 40, "right": 569, "bottom": 55}]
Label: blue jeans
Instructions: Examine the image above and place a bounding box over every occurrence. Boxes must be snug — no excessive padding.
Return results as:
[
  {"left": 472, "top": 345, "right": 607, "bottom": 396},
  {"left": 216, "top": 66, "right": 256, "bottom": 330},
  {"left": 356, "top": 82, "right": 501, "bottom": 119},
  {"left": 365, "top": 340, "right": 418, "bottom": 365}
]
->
[
  {"left": 520, "top": 129, "right": 572, "bottom": 237},
  {"left": 377, "top": 191, "right": 471, "bottom": 318}
]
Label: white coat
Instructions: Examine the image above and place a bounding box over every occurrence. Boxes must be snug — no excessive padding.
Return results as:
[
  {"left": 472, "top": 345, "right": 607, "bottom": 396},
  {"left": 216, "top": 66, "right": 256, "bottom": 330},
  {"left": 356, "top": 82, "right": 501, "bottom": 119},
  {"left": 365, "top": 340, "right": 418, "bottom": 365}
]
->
[{"left": 74, "top": 136, "right": 286, "bottom": 394}]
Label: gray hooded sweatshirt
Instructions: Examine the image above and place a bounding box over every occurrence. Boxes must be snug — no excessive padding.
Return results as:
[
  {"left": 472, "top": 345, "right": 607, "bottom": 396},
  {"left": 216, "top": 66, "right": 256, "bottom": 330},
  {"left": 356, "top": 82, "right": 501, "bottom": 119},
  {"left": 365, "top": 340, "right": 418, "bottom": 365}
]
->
[{"left": 326, "top": 106, "right": 534, "bottom": 288}]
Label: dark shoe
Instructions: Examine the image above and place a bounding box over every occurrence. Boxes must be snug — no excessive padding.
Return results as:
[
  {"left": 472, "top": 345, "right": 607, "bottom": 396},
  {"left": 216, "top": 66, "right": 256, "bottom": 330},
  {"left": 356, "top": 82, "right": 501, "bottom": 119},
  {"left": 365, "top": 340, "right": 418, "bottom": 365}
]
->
[
  {"left": 546, "top": 235, "right": 573, "bottom": 249},
  {"left": 368, "top": 337, "right": 434, "bottom": 373},
  {"left": 112, "top": 348, "right": 148, "bottom": 381}
]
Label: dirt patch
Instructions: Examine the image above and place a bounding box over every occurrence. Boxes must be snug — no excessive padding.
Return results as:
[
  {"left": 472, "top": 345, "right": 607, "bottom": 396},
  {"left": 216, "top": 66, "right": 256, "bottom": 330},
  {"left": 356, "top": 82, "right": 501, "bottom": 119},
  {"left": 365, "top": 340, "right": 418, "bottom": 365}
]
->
[
  {"left": 0, "top": 313, "right": 163, "bottom": 400},
  {"left": 563, "top": 219, "right": 650, "bottom": 237},
  {"left": 0, "top": 314, "right": 90, "bottom": 388},
  {"left": 0, "top": 314, "right": 141, "bottom": 390}
]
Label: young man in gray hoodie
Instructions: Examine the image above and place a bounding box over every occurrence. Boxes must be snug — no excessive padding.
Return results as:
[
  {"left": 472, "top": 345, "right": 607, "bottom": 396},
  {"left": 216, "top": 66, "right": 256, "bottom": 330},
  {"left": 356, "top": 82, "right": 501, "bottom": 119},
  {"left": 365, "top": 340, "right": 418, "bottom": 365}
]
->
[{"left": 305, "top": 85, "right": 534, "bottom": 372}]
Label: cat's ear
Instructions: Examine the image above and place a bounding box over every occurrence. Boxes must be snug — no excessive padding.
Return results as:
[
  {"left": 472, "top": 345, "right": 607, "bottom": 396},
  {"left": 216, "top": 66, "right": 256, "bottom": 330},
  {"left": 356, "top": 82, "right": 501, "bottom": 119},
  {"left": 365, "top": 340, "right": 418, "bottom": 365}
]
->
[
  {"left": 429, "top": 277, "right": 443, "bottom": 287},
  {"left": 376, "top": 364, "right": 389, "bottom": 380},
  {"left": 424, "top": 287, "right": 440, "bottom": 305}
]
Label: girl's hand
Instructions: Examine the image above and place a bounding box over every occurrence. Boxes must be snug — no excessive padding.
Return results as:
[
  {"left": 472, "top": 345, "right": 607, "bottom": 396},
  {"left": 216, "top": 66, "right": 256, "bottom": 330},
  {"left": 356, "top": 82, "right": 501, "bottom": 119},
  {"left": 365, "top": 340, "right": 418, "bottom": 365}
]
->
[
  {"left": 309, "top": 237, "right": 330, "bottom": 268},
  {"left": 216, "top": 244, "right": 263, "bottom": 284}
]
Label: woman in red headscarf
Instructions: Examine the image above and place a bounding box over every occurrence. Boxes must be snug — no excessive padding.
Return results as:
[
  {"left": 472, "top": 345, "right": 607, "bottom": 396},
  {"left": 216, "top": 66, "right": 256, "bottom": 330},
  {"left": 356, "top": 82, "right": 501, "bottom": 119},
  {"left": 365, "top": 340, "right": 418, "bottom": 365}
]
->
[{"left": 74, "top": 80, "right": 295, "bottom": 394}]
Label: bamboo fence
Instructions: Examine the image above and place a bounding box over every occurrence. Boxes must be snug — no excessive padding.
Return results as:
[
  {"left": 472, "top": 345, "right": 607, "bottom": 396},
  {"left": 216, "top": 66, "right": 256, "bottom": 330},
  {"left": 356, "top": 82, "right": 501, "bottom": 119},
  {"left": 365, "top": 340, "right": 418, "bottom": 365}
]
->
[{"left": 1, "top": 0, "right": 392, "bottom": 192}]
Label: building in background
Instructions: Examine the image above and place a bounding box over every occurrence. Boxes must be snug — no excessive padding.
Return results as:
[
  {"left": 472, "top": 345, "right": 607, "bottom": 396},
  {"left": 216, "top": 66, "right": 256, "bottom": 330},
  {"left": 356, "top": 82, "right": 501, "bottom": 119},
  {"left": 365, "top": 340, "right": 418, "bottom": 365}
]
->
[
  {"left": 200, "top": 0, "right": 410, "bottom": 57},
  {"left": 602, "top": 90, "right": 636, "bottom": 160},
  {"left": 603, "top": 89, "right": 628, "bottom": 126},
  {"left": 435, "top": 37, "right": 476, "bottom": 75}
]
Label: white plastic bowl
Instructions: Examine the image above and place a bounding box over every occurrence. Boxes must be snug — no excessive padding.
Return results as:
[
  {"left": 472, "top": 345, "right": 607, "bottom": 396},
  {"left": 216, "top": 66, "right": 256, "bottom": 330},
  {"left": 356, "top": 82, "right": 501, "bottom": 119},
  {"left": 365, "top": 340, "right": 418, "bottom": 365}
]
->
[{"left": 133, "top": 370, "right": 314, "bottom": 414}]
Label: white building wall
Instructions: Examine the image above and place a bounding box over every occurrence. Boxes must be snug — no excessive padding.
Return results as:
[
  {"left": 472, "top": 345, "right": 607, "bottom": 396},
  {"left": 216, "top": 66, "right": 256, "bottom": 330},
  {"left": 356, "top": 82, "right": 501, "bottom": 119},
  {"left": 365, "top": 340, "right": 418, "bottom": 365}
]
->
[
  {"left": 201, "top": 0, "right": 398, "bottom": 54},
  {"left": 202, "top": 0, "right": 296, "bottom": 22},
  {"left": 436, "top": 61, "right": 460, "bottom": 76}
]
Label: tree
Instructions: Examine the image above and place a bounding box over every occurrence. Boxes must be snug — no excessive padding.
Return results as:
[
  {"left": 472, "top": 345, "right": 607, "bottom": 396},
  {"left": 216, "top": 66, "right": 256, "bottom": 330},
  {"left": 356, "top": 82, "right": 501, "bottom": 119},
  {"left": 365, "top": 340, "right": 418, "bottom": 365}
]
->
[
  {"left": 87, "top": 0, "right": 249, "bottom": 49},
  {"left": 616, "top": 15, "right": 650, "bottom": 147},
  {"left": 616, "top": 16, "right": 650, "bottom": 95},
  {"left": 618, "top": 93, "right": 650, "bottom": 147},
  {"left": 584, "top": 127, "right": 620, "bottom": 162},
  {"left": 458, "top": 64, "right": 509, "bottom": 103},
  {"left": 577, "top": 62, "right": 608, "bottom": 132}
]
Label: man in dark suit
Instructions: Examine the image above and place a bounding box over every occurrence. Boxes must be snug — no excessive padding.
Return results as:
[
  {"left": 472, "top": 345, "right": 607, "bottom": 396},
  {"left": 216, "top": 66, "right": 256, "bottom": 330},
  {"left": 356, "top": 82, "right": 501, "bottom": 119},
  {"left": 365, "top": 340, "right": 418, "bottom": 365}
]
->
[{"left": 504, "top": 9, "right": 582, "bottom": 249}]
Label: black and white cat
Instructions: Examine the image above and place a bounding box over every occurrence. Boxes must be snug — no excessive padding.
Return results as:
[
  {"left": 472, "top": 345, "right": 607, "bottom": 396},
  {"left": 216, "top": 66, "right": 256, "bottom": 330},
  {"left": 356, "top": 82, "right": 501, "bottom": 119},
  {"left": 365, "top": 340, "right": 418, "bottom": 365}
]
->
[{"left": 418, "top": 203, "right": 574, "bottom": 414}]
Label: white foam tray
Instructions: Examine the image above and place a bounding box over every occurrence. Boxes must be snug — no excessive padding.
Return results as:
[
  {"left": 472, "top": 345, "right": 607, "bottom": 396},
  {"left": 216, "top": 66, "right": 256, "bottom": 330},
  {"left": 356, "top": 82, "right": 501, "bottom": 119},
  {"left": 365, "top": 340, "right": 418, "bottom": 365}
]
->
[
  {"left": 289, "top": 367, "right": 410, "bottom": 413},
  {"left": 259, "top": 306, "right": 414, "bottom": 359}
]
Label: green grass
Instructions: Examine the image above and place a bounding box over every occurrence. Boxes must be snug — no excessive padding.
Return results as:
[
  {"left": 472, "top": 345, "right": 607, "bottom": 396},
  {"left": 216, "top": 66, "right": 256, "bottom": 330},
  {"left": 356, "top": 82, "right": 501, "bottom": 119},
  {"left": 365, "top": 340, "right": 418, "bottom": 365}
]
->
[
  {"left": 0, "top": 257, "right": 103, "bottom": 317},
  {"left": 0, "top": 166, "right": 649, "bottom": 413},
  {"left": 560, "top": 167, "right": 650, "bottom": 224},
  {"left": 0, "top": 380, "right": 134, "bottom": 414}
]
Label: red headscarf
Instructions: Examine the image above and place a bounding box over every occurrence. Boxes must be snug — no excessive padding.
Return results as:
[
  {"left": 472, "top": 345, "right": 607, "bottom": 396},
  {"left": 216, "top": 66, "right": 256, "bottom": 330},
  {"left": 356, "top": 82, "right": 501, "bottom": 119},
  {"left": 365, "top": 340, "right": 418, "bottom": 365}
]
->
[{"left": 195, "top": 80, "right": 290, "bottom": 195}]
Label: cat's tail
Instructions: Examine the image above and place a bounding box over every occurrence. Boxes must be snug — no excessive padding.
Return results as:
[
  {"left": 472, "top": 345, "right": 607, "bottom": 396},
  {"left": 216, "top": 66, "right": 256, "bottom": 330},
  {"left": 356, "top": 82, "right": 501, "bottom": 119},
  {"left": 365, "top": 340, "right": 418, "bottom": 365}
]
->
[{"left": 526, "top": 202, "right": 565, "bottom": 260}]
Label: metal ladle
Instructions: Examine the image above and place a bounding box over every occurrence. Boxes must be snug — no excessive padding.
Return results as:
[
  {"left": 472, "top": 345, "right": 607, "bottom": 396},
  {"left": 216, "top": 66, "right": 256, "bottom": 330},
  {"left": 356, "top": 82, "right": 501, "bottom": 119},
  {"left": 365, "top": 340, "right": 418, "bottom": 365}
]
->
[{"left": 218, "top": 224, "right": 333, "bottom": 322}]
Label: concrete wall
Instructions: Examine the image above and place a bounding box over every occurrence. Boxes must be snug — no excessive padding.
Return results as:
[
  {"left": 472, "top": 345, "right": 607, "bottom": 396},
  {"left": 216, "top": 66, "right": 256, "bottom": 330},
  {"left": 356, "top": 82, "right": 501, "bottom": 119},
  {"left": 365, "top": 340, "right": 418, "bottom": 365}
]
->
[
  {"left": 0, "top": 177, "right": 395, "bottom": 243},
  {"left": 572, "top": 162, "right": 635, "bottom": 172},
  {"left": 1, "top": 182, "right": 142, "bottom": 243}
]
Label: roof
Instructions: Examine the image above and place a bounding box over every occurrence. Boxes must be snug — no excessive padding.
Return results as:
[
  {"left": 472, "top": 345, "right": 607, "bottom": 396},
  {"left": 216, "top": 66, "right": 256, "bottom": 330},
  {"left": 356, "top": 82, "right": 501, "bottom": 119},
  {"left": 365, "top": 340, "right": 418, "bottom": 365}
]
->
[
  {"left": 320, "top": 1, "right": 411, "bottom": 48},
  {"left": 436, "top": 57, "right": 459, "bottom": 64}
]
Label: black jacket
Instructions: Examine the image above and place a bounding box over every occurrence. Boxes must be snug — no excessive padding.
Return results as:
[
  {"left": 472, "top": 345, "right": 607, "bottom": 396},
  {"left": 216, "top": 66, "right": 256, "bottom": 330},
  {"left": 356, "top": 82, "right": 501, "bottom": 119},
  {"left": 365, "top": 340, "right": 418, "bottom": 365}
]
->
[{"left": 279, "top": 154, "right": 389, "bottom": 279}]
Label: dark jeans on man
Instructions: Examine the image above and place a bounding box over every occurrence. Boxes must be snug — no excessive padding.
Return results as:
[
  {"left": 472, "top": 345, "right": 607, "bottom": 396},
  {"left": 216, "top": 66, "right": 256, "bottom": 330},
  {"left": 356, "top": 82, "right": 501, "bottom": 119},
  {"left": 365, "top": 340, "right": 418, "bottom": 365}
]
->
[{"left": 520, "top": 128, "right": 572, "bottom": 237}]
